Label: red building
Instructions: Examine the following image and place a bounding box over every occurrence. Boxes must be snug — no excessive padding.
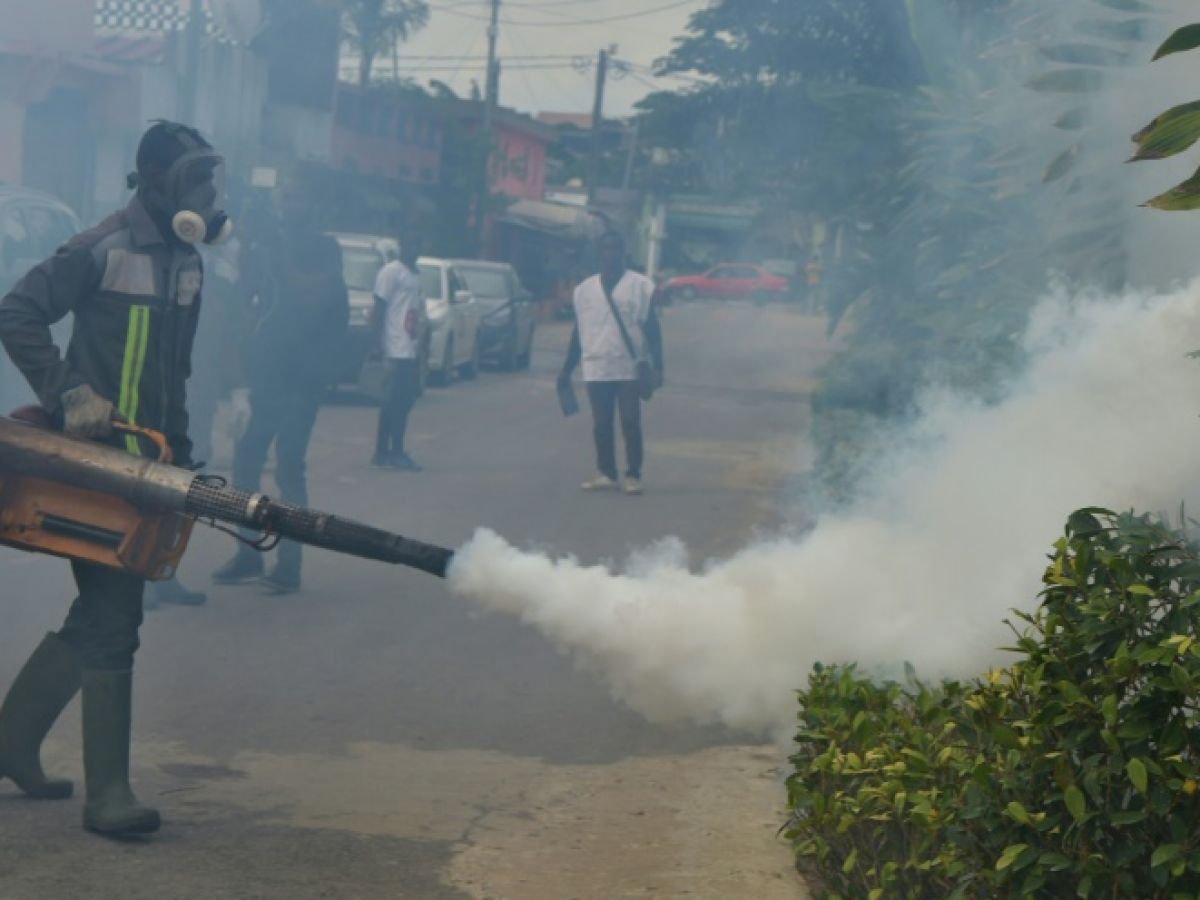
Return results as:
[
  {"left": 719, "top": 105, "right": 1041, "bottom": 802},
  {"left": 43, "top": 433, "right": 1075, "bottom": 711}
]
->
[
  {"left": 331, "top": 85, "right": 443, "bottom": 186},
  {"left": 450, "top": 101, "right": 555, "bottom": 202}
]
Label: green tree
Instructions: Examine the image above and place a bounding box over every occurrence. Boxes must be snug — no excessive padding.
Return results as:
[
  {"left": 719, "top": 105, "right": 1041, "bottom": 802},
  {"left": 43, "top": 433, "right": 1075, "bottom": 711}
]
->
[{"left": 340, "top": 0, "right": 430, "bottom": 87}]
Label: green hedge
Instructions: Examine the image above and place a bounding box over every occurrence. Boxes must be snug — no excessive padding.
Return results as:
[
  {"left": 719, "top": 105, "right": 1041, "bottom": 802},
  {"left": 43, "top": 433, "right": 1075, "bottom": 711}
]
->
[{"left": 785, "top": 509, "right": 1200, "bottom": 898}]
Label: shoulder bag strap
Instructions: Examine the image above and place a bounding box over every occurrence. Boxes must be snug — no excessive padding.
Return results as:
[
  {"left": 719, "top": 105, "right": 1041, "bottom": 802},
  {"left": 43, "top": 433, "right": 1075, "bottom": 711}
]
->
[{"left": 600, "top": 277, "right": 640, "bottom": 362}]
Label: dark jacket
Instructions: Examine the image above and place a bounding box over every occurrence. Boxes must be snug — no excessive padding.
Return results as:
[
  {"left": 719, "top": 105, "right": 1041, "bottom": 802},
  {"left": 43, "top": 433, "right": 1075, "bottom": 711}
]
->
[
  {"left": 245, "top": 230, "right": 348, "bottom": 397},
  {"left": 0, "top": 197, "right": 202, "bottom": 463}
]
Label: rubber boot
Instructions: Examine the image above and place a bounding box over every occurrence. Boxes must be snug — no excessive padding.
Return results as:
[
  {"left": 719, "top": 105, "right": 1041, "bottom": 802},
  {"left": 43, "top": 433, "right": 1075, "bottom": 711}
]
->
[
  {"left": 81, "top": 670, "right": 160, "bottom": 836},
  {"left": 0, "top": 632, "right": 80, "bottom": 799}
]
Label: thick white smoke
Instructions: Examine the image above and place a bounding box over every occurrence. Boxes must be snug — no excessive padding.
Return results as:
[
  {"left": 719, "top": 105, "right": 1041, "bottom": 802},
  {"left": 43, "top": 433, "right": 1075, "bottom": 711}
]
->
[{"left": 449, "top": 283, "right": 1200, "bottom": 738}]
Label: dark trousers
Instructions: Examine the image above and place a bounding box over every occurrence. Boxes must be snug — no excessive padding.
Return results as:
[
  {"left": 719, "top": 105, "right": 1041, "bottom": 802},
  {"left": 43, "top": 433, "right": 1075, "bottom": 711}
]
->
[
  {"left": 58, "top": 561, "right": 145, "bottom": 671},
  {"left": 586, "top": 380, "right": 643, "bottom": 480},
  {"left": 233, "top": 388, "right": 320, "bottom": 577},
  {"left": 375, "top": 359, "right": 420, "bottom": 458}
]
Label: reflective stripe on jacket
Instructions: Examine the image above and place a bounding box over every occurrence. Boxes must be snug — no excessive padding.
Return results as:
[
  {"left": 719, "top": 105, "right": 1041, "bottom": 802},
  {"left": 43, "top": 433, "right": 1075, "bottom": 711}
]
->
[{"left": 0, "top": 196, "right": 202, "bottom": 462}]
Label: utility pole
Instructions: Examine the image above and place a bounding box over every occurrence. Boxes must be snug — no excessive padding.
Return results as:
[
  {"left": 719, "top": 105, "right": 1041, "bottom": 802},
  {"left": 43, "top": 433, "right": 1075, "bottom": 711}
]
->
[
  {"left": 477, "top": 0, "right": 501, "bottom": 251},
  {"left": 586, "top": 46, "right": 613, "bottom": 207}
]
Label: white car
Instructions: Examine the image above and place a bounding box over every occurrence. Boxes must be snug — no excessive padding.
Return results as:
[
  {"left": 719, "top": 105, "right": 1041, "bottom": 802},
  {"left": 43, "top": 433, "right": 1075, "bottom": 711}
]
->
[
  {"left": 418, "top": 257, "right": 483, "bottom": 385},
  {"left": 329, "top": 232, "right": 399, "bottom": 384}
]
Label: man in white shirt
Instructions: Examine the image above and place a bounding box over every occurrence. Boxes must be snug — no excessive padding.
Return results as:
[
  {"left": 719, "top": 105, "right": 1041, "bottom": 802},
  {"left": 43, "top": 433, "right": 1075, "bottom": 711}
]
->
[
  {"left": 557, "top": 232, "right": 663, "bottom": 495},
  {"left": 371, "top": 237, "right": 426, "bottom": 471}
]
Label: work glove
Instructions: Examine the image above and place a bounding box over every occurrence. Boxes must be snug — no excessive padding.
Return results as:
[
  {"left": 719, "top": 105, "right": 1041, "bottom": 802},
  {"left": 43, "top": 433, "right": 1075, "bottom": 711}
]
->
[
  {"left": 228, "top": 388, "right": 252, "bottom": 443},
  {"left": 60, "top": 384, "right": 114, "bottom": 438}
]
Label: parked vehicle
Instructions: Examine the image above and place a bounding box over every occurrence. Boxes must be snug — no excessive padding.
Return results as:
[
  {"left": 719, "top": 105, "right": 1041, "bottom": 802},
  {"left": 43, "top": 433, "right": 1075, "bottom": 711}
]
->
[
  {"left": 449, "top": 260, "right": 535, "bottom": 370},
  {"left": 0, "top": 186, "right": 81, "bottom": 411},
  {"left": 665, "top": 263, "right": 790, "bottom": 302},
  {"left": 329, "top": 232, "right": 399, "bottom": 385},
  {"left": 417, "top": 257, "right": 482, "bottom": 385}
]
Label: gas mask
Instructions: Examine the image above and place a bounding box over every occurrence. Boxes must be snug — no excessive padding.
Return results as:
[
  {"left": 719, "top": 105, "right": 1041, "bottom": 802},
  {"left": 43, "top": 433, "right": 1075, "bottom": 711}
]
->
[
  {"left": 129, "top": 131, "right": 233, "bottom": 245},
  {"left": 162, "top": 149, "right": 233, "bottom": 245}
]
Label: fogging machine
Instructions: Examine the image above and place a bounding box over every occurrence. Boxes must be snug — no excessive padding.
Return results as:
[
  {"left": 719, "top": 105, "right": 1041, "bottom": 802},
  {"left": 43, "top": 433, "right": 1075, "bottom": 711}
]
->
[{"left": 0, "top": 414, "right": 452, "bottom": 580}]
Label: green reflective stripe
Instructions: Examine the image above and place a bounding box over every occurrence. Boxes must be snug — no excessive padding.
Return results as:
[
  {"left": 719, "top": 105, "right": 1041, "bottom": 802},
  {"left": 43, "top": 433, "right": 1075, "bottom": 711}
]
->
[{"left": 118, "top": 306, "right": 151, "bottom": 456}]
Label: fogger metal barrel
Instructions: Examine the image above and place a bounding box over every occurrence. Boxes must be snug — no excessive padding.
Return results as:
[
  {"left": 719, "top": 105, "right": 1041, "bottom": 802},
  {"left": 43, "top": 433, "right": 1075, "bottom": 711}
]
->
[{"left": 0, "top": 416, "right": 452, "bottom": 579}]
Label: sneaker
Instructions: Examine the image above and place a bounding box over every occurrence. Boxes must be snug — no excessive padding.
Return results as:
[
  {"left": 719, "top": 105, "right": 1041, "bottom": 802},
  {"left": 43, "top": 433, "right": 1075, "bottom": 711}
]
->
[
  {"left": 373, "top": 453, "right": 422, "bottom": 472},
  {"left": 623, "top": 477, "right": 644, "bottom": 496},
  {"left": 391, "top": 453, "right": 422, "bottom": 472},
  {"left": 212, "top": 553, "right": 264, "bottom": 584},
  {"left": 260, "top": 571, "right": 300, "bottom": 595},
  {"left": 581, "top": 475, "right": 619, "bottom": 491}
]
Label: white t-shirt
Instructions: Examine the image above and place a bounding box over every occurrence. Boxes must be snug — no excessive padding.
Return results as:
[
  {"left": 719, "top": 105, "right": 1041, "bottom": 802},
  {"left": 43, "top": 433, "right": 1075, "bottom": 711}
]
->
[
  {"left": 374, "top": 260, "right": 424, "bottom": 360},
  {"left": 572, "top": 271, "right": 655, "bottom": 382}
]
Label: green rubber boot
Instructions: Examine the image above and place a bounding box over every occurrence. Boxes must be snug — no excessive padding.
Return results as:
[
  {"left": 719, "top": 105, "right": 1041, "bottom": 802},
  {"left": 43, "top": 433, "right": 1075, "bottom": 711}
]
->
[
  {"left": 81, "top": 670, "right": 160, "bottom": 836},
  {"left": 0, "top": 632, "right": 81, "bottom": 799}
]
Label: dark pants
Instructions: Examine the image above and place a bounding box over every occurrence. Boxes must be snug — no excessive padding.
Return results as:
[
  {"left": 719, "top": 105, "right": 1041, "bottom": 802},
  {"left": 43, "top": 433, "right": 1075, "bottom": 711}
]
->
[
  {"left": 586, "top": 380, "right": 643, "bottom": 480},
  {"left": 375, "top": 359, "right": 420, "bottom": 458},
  {"left": 58, "top": 562, "right": 145, "bottom": 671},
  {"left": 233, "top": 388, "right": 320, "bottom": 578}
]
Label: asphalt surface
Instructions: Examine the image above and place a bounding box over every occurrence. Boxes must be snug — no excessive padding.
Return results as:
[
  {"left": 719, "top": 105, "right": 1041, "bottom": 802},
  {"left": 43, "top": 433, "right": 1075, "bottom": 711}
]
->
[{"left": 0, "top": 301, "right": 832, "bottom": 899}]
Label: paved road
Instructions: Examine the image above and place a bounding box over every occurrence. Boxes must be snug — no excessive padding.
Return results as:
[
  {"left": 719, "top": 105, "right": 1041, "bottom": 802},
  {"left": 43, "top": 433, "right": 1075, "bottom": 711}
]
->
[{"left": 0, "top": 301, "right": 832, "bottom": 899}]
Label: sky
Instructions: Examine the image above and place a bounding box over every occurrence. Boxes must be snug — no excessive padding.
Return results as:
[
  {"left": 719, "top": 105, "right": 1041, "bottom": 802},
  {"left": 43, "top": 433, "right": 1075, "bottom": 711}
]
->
[{"left": 357, "top": 0, "right": 711, "bottom": 118}]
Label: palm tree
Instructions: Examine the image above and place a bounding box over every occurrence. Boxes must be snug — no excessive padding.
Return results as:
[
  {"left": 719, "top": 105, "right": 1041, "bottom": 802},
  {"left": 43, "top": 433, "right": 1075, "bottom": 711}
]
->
[{"left": 341, "top": 0, "right": 431, "bottom": 87}]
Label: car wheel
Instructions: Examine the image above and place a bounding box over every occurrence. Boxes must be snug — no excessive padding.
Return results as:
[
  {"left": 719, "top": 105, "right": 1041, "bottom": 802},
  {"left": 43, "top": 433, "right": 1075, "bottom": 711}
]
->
[
  {"left": 431, "top": 337, "right": 453, "bottom": 387},
  {"left": 679, "top": 286, "right": 697, "bottom": 302},
  {"left": 461, "top": 337, "right": 480, "bottom": 380}
]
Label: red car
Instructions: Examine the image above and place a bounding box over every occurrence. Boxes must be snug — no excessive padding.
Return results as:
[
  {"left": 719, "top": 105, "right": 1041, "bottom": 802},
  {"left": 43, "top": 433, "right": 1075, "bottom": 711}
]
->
[{"left": 665, "top": 263, "right": 790, "bottom": 302}]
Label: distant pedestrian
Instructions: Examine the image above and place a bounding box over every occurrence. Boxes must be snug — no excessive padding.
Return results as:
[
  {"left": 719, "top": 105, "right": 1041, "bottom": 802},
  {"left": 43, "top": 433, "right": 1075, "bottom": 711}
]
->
[
  {"left": 371, "top": 235, "right": 426, "bottom": 472},
  {"left": 558, "top": 232, "right": 663, "bottom": 495},
  {"left": 212, "top": 206, "right": 348, "bottom": 595}
]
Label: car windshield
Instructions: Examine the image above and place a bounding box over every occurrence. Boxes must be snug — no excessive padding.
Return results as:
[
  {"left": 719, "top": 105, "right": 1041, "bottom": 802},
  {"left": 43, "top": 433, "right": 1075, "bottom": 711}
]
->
[
  {"left": 342, "top": 246, "right": 383, "bottom": 292},
  {"left": 418, "top": 264, "right": 443, "bottom": 300},
  {"left": 455, "top": 267, "right": 509, "bottom": 299}
]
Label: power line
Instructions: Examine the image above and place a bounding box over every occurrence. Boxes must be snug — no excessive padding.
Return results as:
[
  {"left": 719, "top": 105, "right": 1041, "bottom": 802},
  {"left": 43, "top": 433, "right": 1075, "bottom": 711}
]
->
[{"left": 428, "top": 0, "right": 699, "bottom": 28}]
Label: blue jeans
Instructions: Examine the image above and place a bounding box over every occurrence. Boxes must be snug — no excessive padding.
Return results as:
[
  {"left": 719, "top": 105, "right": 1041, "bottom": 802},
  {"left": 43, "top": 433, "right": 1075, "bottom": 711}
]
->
[{"left": 233, "top": 389, "right": 321, "bottom": 578}]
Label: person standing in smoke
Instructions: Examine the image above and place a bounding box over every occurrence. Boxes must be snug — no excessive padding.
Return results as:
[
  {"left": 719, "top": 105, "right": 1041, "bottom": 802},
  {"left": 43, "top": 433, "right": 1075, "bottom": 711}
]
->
[
  {"left": 371, "top": 234, "right": 426, "bottom": 471},
  {"left": 558, "top": 231, "right": 664, "bottom": 495},
  {"left": 0, "top": 121, "right": 230, "bottom": 836},
  {"left": 211, "top": 187, "right": 348, "bottom": 594}
]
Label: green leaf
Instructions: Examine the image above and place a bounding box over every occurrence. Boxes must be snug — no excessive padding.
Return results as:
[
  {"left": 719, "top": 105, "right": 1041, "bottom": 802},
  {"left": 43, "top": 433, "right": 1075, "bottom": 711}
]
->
[
  {"left": 997, "top": 843, "right": 1029, "bottom": 871},
  {"left": 1006, "top": 801, "right": 1033, "bottom": 825},
  {"left": 842, "top": 847, "right": 858, "bottom": 874},
  {"left": 1128, "top": 758, "right": 1149, "bottom": 794},
  {"left": 1153, "top": 24, "right": 1200, "bottom": 61},
  {"left": 1111, "top": 809, "right": 1147, "bottom": 825},
  {"left": 1130, "top": 108, "right": 1200, "bottom": 162},
  {"left": 1151, "top": 844, "right": 1183, "bottom": 869},
  {"left": 1102, "top": 694, "right": 1118, "bottom": 727},
  {"left": 1142, "top": 164, "right": 1200, "bottom": 211},
  {"left": 1064, "top": 785, "right": 1087, "bottom": 822}
]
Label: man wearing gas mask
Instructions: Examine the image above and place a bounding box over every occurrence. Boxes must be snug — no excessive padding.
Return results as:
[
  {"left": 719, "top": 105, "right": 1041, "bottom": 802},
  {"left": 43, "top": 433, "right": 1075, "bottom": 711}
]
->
[{"left": 0, "top": 120, "right": 230, "bottom": 836}]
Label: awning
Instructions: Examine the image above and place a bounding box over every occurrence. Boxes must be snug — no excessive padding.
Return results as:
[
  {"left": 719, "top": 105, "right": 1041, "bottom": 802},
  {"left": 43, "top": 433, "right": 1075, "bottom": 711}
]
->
[{"left": 496, "top": 199, "right": 607, "bottom": 241}]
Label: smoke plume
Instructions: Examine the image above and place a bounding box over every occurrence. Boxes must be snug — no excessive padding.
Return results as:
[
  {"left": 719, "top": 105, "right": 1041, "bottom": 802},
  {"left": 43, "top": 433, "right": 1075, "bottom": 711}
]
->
[{"left": 449, "top": 283, "right": 1200, "bottom": 738}]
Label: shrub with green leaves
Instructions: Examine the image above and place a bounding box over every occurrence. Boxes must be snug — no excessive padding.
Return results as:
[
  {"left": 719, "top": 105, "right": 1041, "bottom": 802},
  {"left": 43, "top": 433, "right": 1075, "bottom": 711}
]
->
[{"left": 786, "top": 509, "right": 1200, "bottom": 898}]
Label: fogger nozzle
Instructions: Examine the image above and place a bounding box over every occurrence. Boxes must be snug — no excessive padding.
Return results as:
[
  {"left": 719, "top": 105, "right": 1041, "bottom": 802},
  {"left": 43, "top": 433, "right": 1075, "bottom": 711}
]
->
[{"left": 0, "top": 416, "right": 453, "bottom": 578}]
